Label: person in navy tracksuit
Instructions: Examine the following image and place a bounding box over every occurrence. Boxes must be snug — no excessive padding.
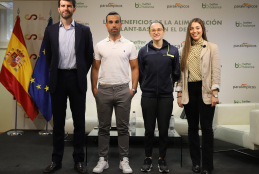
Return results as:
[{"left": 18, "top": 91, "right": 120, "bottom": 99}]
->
[{"left": 138, "top": 21, "right": 180, "bottom": 173}]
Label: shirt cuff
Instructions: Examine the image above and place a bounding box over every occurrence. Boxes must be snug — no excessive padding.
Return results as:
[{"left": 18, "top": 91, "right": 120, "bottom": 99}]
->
[
  {"left": 211, "top": 84, "right": 220, "bottom": 92},
  {"left": 175, "top": 86, "right": 182, "bottom": 92}
]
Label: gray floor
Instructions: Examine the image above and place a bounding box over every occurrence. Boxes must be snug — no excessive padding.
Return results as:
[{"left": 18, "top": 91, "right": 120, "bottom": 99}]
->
[{"left": 0, "top": 130, "right": 259, "bottom": 174}]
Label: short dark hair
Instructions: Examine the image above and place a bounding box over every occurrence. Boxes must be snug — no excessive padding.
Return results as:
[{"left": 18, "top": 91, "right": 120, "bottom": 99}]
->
[
  {"left": 106, "top": 11, "right": 121, "bottom": 23},
  {"left": 58, "top": 0, "right": 76, "bottom": 8},
  {"left": 149, "top": 21, "right": 165, "bottom": 32}
]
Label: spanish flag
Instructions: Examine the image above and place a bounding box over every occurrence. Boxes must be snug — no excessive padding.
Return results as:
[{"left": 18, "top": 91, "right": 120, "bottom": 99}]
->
[{"left": 0, "top": 15, "right": 38, "bottom": 120}]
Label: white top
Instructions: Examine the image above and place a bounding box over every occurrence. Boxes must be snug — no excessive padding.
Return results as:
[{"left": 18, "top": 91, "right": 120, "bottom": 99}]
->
[{"left": 94, "top": 35, "right": 137, "bottom": 85}]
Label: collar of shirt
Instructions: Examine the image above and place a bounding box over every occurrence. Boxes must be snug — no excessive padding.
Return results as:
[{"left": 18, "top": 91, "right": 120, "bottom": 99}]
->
[
  {"left": 105, "top": 35, "right": 125, "bottom": 42},
  {"left": 59, "top": 19, "right": 75, "bottom": 28},
  {"left": 192, "top": 39, "right": 204, "bottom": 46}
]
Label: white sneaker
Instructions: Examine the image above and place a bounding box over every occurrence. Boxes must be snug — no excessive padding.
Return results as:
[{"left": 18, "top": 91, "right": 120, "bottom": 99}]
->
[
  {"left": 93, "top": 157, "right": 109, "bottom": 173},
  {"left": 119, "top": 157, "right": 133, "bottom": 173}
]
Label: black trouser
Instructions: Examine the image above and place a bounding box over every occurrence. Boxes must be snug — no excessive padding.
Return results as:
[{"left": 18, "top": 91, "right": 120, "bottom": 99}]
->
[
  {"left": 51, "top": 69, "right": 86, "bottom": 163},
  {"left": 141, "top": 96, "right": 173, "bottom": 158},
  {"left": 184, "top": 81, "right": 215, "bottom": 172}
]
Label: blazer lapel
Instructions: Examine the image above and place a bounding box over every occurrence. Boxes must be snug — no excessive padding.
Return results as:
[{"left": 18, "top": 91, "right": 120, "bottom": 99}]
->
[
  {"left": 54, "top": 23, "right": 59, "bottom": 58},
  {"left": 200, "top": 40, "right": 208, "bottom": 59},
  {"left": 75, "top": 22, "right": 82, "bottom": 53}
]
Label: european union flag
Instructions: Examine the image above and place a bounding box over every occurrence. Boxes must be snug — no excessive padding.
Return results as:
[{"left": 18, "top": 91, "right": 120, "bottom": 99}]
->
[{"left": 28, "top": 17, "right": 53, "bottom": 122}]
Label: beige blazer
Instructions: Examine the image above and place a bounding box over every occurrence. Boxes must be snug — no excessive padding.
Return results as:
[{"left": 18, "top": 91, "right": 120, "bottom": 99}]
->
[{"left": 176, "top": 40, "right": 221, "bottom": 104}]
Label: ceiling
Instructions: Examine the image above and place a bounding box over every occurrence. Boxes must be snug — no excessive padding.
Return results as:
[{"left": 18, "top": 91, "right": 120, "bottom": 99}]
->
[{"left": 0, "top": 2, "right": 13, "bottom": 10}]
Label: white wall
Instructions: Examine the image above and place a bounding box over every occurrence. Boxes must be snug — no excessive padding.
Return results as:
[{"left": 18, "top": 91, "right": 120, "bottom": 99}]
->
[{"left": 0, "top": 49, "right": 13, "bottom": 132}]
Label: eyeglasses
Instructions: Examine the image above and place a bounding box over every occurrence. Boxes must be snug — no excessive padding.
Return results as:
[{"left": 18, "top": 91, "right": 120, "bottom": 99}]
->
[{"left": 150, "top": 28, "right": 163, "bottom": 33}]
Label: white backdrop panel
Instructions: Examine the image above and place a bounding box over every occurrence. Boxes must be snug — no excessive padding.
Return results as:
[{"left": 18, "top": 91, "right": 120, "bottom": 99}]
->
[{"left": 11, "top": 0, "right": 259, "bottom": 129}]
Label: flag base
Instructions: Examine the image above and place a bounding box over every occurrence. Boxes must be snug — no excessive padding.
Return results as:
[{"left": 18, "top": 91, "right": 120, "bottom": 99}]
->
[
  {"left": 7, "top": 130, "right": 24, "bottom": 136},
  {"left": 38, "top": 130, "right": 52, "bottom": 136}
]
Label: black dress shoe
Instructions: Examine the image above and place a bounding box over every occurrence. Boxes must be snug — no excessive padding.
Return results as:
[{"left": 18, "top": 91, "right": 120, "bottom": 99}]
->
[
  {"left": 192, "top": 165, "right": 201, "bottom": 173},
  {"left": 201, "top": 170, "right": 211, "bottom": 174},
  {"left": 43, "top": 162, "right": 62, "bottom": 173},
  {"left": 74, "top": 162, "right": 87, "bottom": 173}
]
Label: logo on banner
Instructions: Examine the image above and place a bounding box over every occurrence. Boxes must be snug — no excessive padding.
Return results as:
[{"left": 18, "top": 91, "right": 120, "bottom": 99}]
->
[
  {"left": 38, "top": 34, "right": 43, "bottom": 40},
  {"left": 37, "top": 113, "right": 45, "bottom": 119},
  {"left": 100, "top": 3, "right": 122, "bottom": 8},
  {"left": 4, "top": 48, "right": 26, "bottom": 71},
  {"left": 234, "top": 3, "right": 257, "bottom": 9},
  {"left": 236, "top": 21, "right": 255, "bottom": 27},
  {"left": 38, "top": 14, "right": 46, "bottom": 20},
  {"left": 76, "top": 2, "right": 88, "bottom": 8},
  {"left": 25, "top": 14, "right": 37, "bottom": 20},
  {"left": 234, "top": 100, "right": 251, "bottom": 104},
  {"left": 25, "top": 34, "right": 37, "bottom": 40},
  {"left": 202, "top": 3, "right": 222, "bottom": 9},
  {"left": 167, "top": 3, "right": 189, "bottom": 8},
  {"left": 173, "top": 44, "right": 180, "bottom": 49},
  {"left": 25, "top": 14, "right": 46, "bottom": 20},
  {"left": 235, "top": 63, "right": 255, "bottom": 68},
  {"left": 76, "top": 21, "right": 89, "bottom": 26},
  {"left": 30, "top": 54, "right": 38, "bottom": 60},
  {"left": 233, "top": 84, "right": 256, "bottom": 89},
  {"left": 24, "top": 113, "right": 30, "bottom": 119},
  {"left": 25, "top": 34, "right": 43, "bottom": 40},
  {"left": 181, "top": 41, "right": 185, "bottom": 47},
  {"left": 173, "top": 41, "right": 185, "bottom": 49},
  {"left": 233, "top": 43, "right": 257, "bottom": 48},
  {"left": 131, "top": 40, "right": 146, "bottom": 50},
  {"left": 135, "top": 3, "right": 154, "bottom": 8}
]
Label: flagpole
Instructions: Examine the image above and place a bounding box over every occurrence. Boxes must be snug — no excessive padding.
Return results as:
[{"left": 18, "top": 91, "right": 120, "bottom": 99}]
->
[
  {"left": 39, "top": 121, "right": 52, "bottom": 135},
  {"left": 7, "top": 99, "right": 24, "bottom": 136},
  {"left": 39, "top": 9, "right": 53, "bottom": 136},
  {"left": 7, "top": 9, "right": 24, "bottom": 136}
]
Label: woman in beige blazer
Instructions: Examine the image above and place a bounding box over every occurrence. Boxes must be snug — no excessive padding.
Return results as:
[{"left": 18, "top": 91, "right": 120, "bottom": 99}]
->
[{"left": 176, "top": 18, "right": 220, "bottom": 174}]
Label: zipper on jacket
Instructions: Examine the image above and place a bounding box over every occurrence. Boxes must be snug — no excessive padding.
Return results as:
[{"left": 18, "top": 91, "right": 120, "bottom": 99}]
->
[{"left": 156, "top": 51, "right": 159, "bottom": 96}]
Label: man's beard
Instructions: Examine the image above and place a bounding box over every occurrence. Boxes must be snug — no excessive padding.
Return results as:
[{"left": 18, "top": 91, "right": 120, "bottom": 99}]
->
[
  {"left": 61, "top": 11, "right": 73, "bottom": 19},
  {"left": 109, "top": 28, "right": 120, "bottom": 36}
]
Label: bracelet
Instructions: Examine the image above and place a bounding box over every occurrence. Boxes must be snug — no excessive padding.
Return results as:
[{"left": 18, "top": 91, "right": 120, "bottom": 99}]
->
[{"left": 177, "top": 96, "right": 182, "bottom": 98}]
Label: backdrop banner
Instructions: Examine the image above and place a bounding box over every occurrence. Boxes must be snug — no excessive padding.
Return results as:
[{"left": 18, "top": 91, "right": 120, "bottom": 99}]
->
[{"left": 12, "top": 0, "right": 259, "bottom": 129}]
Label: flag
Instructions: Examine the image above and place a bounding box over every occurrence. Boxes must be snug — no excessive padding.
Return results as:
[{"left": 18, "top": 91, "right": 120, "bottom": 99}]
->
[
  {"left": 28, "top": 17, "right": 53, "bottom": 122},
  {"left": 0, "top": 16, "right": 38, "bottom": 120}
]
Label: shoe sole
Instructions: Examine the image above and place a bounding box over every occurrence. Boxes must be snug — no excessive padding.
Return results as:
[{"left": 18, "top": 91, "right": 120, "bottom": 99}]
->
[
  {"left": 93, "top": 163, "right": 109, "bottom": 173},
  {"left": 141, "top": 164, "right": 152, "bottom": 172},
  {"left": 119, "top": 165, "right": 133, "bottom": 173},
  {"left": 158, "top": 165, "right": 169, "bottom": 173}
]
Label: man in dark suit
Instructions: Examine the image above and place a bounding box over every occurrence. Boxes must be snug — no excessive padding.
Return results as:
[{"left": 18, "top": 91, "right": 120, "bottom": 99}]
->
[{"left": 43, "top": 0, "right": 93, "bottom": 173}]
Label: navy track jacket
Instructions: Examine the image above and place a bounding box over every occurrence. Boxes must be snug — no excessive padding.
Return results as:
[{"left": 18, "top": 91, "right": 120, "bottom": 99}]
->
[{"left": 138, "top": 40, "right": 180, "bottom": 98}]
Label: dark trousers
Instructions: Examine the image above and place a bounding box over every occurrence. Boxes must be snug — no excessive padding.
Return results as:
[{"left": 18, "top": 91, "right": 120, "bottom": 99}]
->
[
  {"left": 51, "top": 69, "right": 86, "bottom": 163},
  {"left": 141, "top": 97, "right": 173, "bottom": 158},
  {"left": 184, "top": 81, "right": 215, "bottom": 171}
]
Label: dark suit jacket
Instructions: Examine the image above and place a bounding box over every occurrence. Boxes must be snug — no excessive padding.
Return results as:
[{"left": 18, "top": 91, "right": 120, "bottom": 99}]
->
[{"left": 44, "top": 22, "right": 93, "bottom": 93}]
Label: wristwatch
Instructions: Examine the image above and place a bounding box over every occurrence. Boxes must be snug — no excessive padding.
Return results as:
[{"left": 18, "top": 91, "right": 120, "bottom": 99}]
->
[
  {"left": 213, "top": 94, "right": 218, "bottom": 98},
  {"left": 131, "top": 89, "right": 137, "bottom": 94}
]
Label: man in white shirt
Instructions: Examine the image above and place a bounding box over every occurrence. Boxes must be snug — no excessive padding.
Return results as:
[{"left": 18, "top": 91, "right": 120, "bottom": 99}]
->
[{"left": 91, "top": 11, "right": 138, "bottom": 174}]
